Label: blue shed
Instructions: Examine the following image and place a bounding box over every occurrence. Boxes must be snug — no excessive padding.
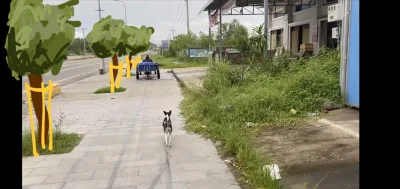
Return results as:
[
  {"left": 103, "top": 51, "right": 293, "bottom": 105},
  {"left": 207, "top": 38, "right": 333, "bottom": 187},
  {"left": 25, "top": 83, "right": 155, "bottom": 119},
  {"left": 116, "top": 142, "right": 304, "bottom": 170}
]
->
[
  {"left": 347, "top": 0, "right": 359, "bottom": 107},
  {"left": 341, "top": 0, "right": 359, "bottom": 108}
]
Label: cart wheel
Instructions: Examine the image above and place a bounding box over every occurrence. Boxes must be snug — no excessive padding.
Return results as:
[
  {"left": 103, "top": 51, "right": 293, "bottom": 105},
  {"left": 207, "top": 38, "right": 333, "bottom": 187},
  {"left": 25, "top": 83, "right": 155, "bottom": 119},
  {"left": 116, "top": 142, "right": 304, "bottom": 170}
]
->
[
  {"left": 139, "top": 72, "right": 142, "bottom": 75},
  {"left": 157, "top": 69, "right": 160, "bottom": 79},
  {"left": 136, "top": 71, "right": 139, "bottom": 80}
]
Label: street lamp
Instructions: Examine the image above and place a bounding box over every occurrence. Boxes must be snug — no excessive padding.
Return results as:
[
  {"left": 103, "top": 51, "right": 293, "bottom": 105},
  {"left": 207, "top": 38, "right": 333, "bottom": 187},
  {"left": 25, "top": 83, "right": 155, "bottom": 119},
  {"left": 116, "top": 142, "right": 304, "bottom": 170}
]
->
[{"left": 113, "top": 0, "right": 127, "bottom": 25}]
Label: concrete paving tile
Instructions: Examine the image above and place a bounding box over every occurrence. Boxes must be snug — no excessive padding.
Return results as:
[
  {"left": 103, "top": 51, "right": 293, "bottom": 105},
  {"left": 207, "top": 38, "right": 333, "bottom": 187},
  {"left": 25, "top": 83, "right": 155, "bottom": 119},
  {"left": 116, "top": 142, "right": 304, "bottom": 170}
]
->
[
  {"left": 42, "top": 171, "right": 94, "bottom": 184},
  {"left": 62, "top": 179, "right": 111, "bottom": 189},
  {"left": 23, "top": 168, "right": 35, "bottom": 176},
  {"left": 112, "top": 174, "right": 161, "bottom": 188},
  {"left": 23, "top": 183, "right": 65, "bottom": 189},
  {"left": 23, "top": 175, "right": 48, "bottom": 185}
]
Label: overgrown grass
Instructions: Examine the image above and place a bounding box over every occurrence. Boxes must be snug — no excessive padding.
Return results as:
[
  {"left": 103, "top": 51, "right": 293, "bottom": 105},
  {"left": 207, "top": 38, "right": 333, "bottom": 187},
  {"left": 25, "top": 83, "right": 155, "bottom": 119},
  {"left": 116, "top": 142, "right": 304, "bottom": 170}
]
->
[
  {"left": 94, "top": 86, "right": 127, "bottom": 94},
  {"left": 180, "top": 49, "right": 343, "bottom": 189},
  {"left": 152, "top": 54, "right": 208, "bottom": 69}
]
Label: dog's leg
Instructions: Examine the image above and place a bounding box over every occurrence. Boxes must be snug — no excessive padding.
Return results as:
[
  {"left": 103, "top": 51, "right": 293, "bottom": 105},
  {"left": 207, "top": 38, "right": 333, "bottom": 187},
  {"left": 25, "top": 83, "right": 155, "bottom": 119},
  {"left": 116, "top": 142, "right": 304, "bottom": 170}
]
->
[
  {"left": 168, "top": 133, "right": 172, "bottom": 147},
  {"left": 164, "top": 133, "right": 168, "bottom": 146}
]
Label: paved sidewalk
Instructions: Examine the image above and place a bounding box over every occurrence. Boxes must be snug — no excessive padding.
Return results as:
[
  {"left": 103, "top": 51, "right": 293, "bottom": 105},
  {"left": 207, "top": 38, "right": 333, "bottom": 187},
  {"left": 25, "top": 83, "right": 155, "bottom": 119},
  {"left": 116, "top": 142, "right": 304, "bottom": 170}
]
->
[{"left": 22, "top": 70, "right": 240, "bottom": 189}]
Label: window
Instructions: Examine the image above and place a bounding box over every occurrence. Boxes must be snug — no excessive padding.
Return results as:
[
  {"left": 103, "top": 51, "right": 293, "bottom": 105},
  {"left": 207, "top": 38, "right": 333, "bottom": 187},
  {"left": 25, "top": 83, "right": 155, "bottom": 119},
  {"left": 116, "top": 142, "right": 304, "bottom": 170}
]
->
[
  {"left": 324, "top": 0, "right": 338, "bottom": 5},
  {"left": 294, "top": 4, "right": 311, "bottom": 12}
]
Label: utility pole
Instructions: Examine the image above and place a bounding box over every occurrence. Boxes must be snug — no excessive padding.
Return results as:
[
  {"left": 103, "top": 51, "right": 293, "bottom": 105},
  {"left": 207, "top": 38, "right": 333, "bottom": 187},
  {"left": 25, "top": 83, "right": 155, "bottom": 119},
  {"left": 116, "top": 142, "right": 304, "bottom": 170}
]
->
[
  {"left": 185, "top": 0, "right": 190, "bottom": 35},
  {"left": 171, "top": 28, "right": 176, "bottom": 39},
  {"left": 218, "top": 8, "right": 222, "bottom": 61},
  {"left": 263, "top": 0, "right": 269, "bottom": 58},
  {"left": 81, "top": 28, "right": 86, "bottom": 56},
  {"left": 96, "top": 0, "right": 105, "bottom": 75}
]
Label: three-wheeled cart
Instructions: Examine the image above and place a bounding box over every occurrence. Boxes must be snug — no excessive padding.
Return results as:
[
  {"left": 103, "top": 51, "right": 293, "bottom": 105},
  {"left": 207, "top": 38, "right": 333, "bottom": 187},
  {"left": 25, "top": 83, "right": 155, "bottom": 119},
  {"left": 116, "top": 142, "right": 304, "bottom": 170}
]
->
[{"left": 136, "top": 62, "right": 160, "bottom": 80}]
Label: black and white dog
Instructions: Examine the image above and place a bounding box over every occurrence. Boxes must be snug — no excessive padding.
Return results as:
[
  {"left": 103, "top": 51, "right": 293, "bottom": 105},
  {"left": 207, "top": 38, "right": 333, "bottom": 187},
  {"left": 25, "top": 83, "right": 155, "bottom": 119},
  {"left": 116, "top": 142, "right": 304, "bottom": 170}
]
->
[{"left": 162, "top": 110, "right": 173, "bottom": 147}]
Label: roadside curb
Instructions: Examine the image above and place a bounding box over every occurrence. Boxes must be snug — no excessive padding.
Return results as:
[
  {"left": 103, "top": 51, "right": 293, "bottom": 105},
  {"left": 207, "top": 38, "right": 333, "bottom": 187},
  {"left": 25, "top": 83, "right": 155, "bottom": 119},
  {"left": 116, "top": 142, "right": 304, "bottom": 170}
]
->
[{"left": 171, "top": 69, "right": 186, "bottom": 88}]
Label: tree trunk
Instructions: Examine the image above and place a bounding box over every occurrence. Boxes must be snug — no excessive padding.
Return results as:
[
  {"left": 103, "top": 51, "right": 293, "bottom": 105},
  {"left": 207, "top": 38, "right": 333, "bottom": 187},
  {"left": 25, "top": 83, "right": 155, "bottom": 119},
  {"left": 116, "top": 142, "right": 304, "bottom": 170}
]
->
[
  {"left": 129, "top": 56, "right": 133, "bottom": 70},
  {"left": 27, "top": 74, "right": 50, "bottom": 145},
  {"left": 112, "top": 54, "right": 119, "bottom": 82}
]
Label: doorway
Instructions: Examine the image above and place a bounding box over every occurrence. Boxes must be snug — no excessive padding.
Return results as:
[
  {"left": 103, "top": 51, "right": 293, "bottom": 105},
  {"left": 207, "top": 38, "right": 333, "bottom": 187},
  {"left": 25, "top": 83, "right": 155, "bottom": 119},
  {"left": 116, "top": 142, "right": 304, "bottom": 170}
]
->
[
  {"left": 320, "top": 20, "right": 339, "bottom": 49},
  {"left": 271, "top": 29, "right": 283, "bottom": 50},
  {"left": 290, "top": 24, "right": 310, "bottom": 55}
]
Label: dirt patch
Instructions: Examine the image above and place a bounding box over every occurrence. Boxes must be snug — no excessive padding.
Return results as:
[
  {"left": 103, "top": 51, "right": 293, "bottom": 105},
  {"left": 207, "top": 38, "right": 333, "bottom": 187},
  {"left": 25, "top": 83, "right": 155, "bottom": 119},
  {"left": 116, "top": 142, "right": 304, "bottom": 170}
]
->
[{"left": 253, "top": 110, "right": 359, "bottom": 188}]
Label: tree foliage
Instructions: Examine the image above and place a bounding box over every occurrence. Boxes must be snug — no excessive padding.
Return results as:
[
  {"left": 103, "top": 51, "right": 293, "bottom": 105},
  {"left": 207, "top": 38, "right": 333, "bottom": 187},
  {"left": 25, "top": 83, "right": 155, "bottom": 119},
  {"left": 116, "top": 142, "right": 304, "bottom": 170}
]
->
[
  {"left": 217, "top": 19, "right": 249, "bottom": 47},
  {"left": 68, "top": 38, "right": 92, "bottom": 55},
  {"left": 86, "top": 16, "right": 124, "bottom": 58},
  {"left": 86, "top": 15, "right": 154, "bottom": 58},
  {"left": 120, "top": 25, "right": 155, "bottom": 56},
  {"left": 5, "top": 0, "right": 81, "bottom": 80}
]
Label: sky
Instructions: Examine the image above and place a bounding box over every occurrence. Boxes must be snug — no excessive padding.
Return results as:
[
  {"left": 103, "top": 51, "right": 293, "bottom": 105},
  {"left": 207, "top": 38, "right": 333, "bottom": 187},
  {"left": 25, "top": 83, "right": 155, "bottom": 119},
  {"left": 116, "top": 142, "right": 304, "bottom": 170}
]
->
[{"left": 44, "top": 0, "right": 266, "bottom": 46}]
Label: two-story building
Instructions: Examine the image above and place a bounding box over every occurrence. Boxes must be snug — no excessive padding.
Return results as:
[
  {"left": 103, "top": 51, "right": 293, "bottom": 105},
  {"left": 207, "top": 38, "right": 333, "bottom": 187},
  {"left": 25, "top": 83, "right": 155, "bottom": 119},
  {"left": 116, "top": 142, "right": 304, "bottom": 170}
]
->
[{"left": 268, "top": 0, "right": 340, "bottom": 55}]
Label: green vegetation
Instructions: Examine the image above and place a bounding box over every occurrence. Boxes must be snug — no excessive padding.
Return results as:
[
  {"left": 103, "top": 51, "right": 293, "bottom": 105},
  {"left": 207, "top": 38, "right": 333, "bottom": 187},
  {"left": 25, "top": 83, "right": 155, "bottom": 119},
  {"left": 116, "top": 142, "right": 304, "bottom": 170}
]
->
[
  {"left": 23, "top": 131, "right": 82, "bottom": 157},
  {"left": 152, "top": 55, "right": 208, "bottom": 69},
  {"left": 180, "top": 49, "right": 342, "bottom": 189},
  {"left": 22, "top": 121, "right": 83, "bottom": 157},
  {"left": 94, "top": 86, "right": 127, "bottom": 94}
]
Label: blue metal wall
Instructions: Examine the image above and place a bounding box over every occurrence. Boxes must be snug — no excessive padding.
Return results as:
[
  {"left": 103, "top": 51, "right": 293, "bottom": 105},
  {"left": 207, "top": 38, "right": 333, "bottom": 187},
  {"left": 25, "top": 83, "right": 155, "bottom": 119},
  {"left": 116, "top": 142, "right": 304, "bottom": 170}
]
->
[{"left": 347, "top": 0, "right": 359, "bottom": 107}]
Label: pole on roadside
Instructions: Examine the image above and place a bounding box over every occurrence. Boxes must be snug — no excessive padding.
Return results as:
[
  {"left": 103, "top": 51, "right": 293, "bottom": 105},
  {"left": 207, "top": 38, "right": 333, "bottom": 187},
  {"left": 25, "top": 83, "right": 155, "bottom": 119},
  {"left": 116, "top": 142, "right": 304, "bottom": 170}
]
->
[
  {"left": 218, "top": 8, "right": 222, "bottom": 62},
  {"left": 82, "top": 28, "right": 86, "bottom": 56},
  {"left": 264, "top": 0, "right": 269, "bottom": 59},
  {"left": 96, "top": 0, "right": 105, "bottom": 74},
  {"left": 208, "top": 9, "right": 212, "bottom": 65}
]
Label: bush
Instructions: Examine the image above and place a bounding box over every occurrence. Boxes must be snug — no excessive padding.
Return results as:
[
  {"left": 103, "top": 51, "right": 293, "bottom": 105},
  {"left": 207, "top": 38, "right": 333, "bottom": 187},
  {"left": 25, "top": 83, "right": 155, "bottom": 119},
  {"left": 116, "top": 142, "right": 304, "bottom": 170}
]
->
[{"left": 181, "top": 49, "right": 342, "bottom": 188}]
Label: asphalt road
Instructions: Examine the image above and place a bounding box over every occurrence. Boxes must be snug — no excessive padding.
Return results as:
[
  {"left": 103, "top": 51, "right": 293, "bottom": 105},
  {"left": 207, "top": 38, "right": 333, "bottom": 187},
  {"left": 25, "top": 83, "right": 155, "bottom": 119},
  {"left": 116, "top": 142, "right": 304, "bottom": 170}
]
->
[{"left": 21, "top": 58, "right": 113, "bottom": 94}]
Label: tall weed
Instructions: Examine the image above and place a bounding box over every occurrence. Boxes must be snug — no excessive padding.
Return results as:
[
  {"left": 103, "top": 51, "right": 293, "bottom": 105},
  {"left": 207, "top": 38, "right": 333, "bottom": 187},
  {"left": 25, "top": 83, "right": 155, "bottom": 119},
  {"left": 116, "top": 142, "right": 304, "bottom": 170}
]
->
[{"left": 181, "top": 49, "right": 342, "bottom": 189}]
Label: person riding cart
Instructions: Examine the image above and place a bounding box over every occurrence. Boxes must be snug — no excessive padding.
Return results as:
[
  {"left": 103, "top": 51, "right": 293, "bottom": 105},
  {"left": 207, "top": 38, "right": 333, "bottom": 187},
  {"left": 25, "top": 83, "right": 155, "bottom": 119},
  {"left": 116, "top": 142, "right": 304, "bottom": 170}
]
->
[{"left": 143, "top": 55, "right": 153, "bottom": 62}]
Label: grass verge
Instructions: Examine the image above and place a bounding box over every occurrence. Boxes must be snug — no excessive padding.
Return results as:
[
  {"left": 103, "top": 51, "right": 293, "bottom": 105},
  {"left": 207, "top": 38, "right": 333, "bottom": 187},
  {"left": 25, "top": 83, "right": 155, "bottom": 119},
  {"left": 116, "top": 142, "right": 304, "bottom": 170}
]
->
[
  {"left": 94, "top": 86, "right": 127, "bottom": 94},
  {"left": 179, "top": 49, "right": 343, "bottom": 188},
  {"left": 22, "top": 130, "right": 83, "bottom": 157},
  {"left": 152, "top": 55, "right": 208, "bottom": 69}
]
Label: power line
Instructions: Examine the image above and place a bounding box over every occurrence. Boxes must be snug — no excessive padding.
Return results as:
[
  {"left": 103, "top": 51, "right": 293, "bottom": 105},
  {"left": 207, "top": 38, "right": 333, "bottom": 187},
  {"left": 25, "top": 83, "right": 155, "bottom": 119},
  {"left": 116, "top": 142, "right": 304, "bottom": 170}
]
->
[
  {"left": 171, "top": 0, "right": 183, "bottom": 28},
  {"left": 171, "top": 1, "right": 186, "bottom": 37},
  {"left": 168, "top": 0, "right": 183, "bottom": 40}
]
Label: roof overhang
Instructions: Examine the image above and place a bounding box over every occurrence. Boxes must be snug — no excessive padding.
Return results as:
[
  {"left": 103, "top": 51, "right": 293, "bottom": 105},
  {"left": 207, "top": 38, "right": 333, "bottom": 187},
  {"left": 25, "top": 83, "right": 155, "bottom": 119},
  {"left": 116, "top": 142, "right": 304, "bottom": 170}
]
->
[{"left": 199, "top": 0, "right": 316, "bottom": 15}]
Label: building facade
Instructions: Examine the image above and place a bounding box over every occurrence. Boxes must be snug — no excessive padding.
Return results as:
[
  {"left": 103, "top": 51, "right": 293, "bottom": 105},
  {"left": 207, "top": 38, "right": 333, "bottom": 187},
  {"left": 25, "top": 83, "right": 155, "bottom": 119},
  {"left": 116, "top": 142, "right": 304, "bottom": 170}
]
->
[
  {"left": 267, "top": 0, "right": 359, "bottom": 107},
  {"left": 268, "top": 0, "right": 340, "bottom": 55}
]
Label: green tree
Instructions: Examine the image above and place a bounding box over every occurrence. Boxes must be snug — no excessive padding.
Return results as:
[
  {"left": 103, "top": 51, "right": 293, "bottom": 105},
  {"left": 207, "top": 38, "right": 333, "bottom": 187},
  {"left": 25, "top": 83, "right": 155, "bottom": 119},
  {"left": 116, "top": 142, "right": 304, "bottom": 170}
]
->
[
  {"left": 217, "top": 19, "right": 249, "bottom": 48},
  {"left": 169, "top": 32, "right": 198, "bottom": 57},
  {"left": 249, "top": 24, "right": 266, "bottom": 57},
  {"left": 197, "top": 31, "right": 215, "bottom": 49},
  {"left": 86, "top": 16, "right": 154, "bottom": 81},
  {"left": 68, "top": 38, "right": 92, "bottom": 55},
  {"left": 6, "top": 0, "right": 81, "bottom": 144},
  {"left": 120, "top": 25, "right": 154, "bottom": 69},
  {"left": 86, "top": 16, "right": 125, "bottom": 82}
]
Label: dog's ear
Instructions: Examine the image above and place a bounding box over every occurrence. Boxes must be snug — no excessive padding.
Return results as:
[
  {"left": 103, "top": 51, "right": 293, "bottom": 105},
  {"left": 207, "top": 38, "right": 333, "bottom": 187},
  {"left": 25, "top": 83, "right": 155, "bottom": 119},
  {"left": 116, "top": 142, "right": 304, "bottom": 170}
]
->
[
  {"left": 168, "top": 110, "right": 172, "bottom": 115},
  {"left": 163, "top": 111, "right": 167, "bottom": 115}
]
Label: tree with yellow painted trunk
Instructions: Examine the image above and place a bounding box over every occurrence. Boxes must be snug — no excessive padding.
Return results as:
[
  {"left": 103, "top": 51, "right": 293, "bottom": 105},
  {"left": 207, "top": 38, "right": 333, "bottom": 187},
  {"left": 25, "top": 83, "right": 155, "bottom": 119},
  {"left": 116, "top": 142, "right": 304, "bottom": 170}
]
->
[
  {"left": 5, "top": 0, "right": 81, "bottom": 156},
  {"left": 86, "top": 16, "right": 154, "bottom": 82}
]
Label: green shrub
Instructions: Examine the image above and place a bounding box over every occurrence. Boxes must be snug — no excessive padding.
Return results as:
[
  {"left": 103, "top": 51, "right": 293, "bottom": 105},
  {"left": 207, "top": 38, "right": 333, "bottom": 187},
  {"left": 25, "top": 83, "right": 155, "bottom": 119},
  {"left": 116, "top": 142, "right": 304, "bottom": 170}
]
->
[{"left": 181, "top": 49, "right": 342, "bottom": 188}]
